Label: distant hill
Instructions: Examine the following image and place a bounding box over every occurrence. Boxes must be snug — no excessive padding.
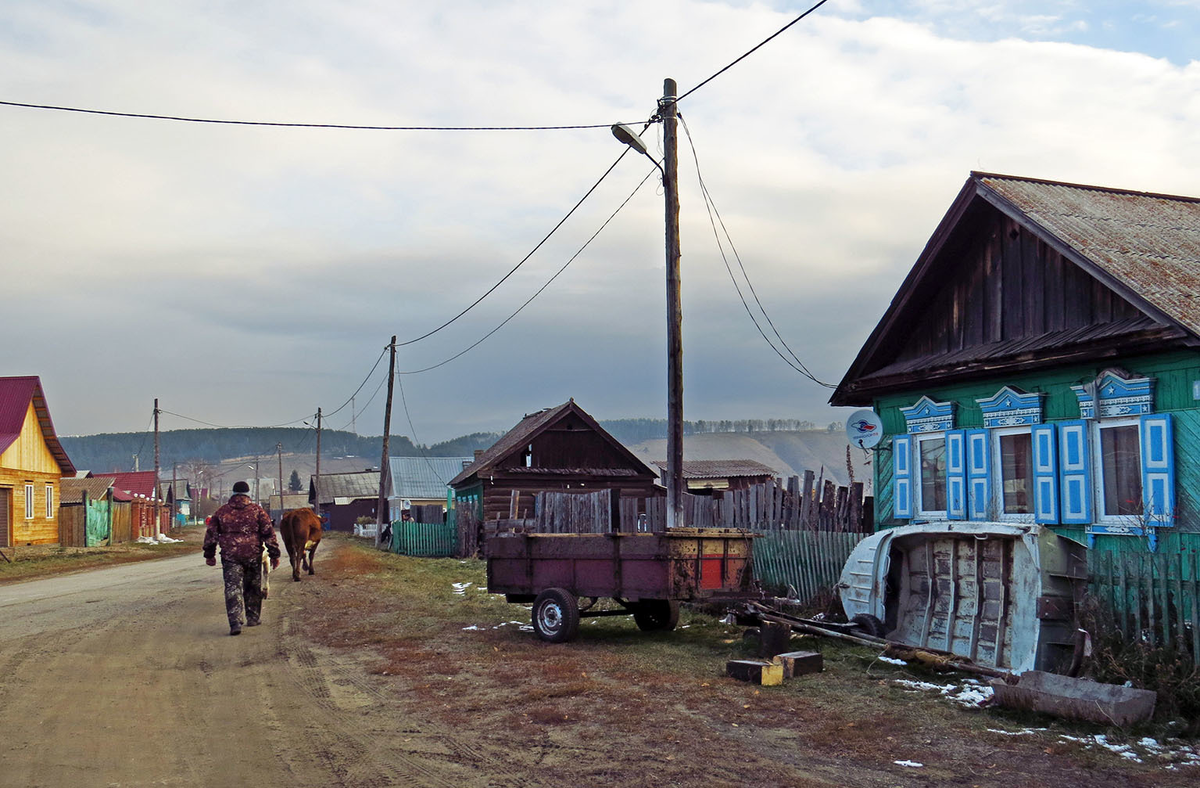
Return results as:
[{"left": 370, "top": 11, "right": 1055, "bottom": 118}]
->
[{"left": 625, "top": 430, "right": 872, "bottom": 492}]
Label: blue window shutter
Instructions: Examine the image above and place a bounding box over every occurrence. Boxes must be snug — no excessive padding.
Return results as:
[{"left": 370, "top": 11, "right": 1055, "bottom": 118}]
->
[
  {"left": 893, "top": 434, "right": 913, "bottom": 519},
  {"left": 1031, "top": 424, "right": 1059, "bottom": 524},
  {"left": 1140, "top": 413, "right": 1175, "bottom": 527},
  {"left": 1058, "top": 420, "right": 1092, "bottom": 525},
  {"left": 965, "top": 429, "right": 991, "bottom": 520},
  {"left": 946, "top": 429, "right": 966, "bottom": 520}
]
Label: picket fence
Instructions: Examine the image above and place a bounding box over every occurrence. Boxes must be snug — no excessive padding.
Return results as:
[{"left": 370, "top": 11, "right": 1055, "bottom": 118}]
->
[
  {"left": 390, "top": 520, "right": 457, "bottom": 558},
  {"left": 1088, "top": 550, "right": 1200, "bottom": 666}
]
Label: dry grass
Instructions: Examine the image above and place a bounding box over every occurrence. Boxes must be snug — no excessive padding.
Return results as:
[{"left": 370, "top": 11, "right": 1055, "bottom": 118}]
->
[
  {"left": 0, "top": 525, "right": 201, "bottom": 584},
  {"left": 296, "top": 535, "right": 1197, "bottom": 788}
]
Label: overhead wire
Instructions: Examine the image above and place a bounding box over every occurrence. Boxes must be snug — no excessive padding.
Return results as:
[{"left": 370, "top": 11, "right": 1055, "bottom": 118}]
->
[
  {"left": 679, "top": 113, "right": 834, "bottom": 388},
  {"left": 677, "top": 0, "right": 831, "bottom": 103},
  {"left": 394, "top": 371, "right": 450, "bottom": 486},
  {"left": 398, "top": 163, "right": 659, "bottom": 375},
  {"left": 322, "top": 345, "right": 389, "bottom": 418},
  {"left": 0, "top": 100, "right": 618, "bottom": 131},
  {"left": 395, "top": 145, "right": 637, "bottom": 348}
]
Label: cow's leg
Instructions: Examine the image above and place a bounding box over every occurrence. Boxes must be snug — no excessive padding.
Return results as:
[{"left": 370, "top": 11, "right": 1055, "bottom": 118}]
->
[
  {"left": 291, "top": 547, "right": 302, "bottom": 582},
  {"left": 306, "top": 540, "right": 318, "bottom": 575},
  {"left": 261, "top": 546, "right": 270, "bottom": 599}
]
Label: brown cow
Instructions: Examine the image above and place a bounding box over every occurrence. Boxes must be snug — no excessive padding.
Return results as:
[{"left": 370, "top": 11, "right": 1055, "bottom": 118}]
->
[{"left": 279, "top": 508, "right": 323, "bottom": 582}]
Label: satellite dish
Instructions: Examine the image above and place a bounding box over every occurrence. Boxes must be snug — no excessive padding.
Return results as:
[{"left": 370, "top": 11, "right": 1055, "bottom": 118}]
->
[{"left": 846, "top": 409, "right": 883, "bottom": 450}]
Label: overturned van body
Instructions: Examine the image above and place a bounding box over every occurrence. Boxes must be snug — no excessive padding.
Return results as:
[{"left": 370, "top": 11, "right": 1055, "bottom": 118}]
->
[{"left": 838, "top": 523, "right": 1088, "bottom": 674}]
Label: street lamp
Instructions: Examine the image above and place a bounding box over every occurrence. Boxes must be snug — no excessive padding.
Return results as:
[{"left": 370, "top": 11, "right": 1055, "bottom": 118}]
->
[{"left": 246, "top": 461, "right": 259, "bottom": 503}]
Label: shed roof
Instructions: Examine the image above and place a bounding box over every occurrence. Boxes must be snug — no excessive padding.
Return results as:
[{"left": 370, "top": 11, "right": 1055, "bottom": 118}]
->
[
  {"left": 60, "top": 477, "right": 115, "bottom": 504},
  {"left": 650, "top": 459, "right": 779, "bottom": 480},
  {"left": 833, "top": 172, "right": 1200, "bottom": 405},
  {"left": 447, "top": 400, "right": 655, "bottom": 488},
  {"left": 0, "top": 376, "right": 76, "bottom": 475},
  {"left": 311, "top": 470, "right": 382, "bottom": 505},
  {"left": 389, "top": 456, "right": 472, "bottom": 501}
]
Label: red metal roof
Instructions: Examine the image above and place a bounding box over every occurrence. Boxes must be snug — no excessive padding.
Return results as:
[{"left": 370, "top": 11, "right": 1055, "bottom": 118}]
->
[
  {"left": 0, "top": 376, "right": 76, "bottom": 475},
  {"left": 109, "top": 470, "right": 159, "bottom": 498}
]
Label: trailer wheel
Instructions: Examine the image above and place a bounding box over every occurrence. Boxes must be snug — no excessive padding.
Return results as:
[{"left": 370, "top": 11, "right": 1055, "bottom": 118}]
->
[
  {"left": 851, "top": 613, "right": 886, "bottom": 638},
  {"left": 633, "top": 600, "right": 680, "bottom": 632},
  {"left": 532, "top": 588, "right": 580, "bottom": 643}
]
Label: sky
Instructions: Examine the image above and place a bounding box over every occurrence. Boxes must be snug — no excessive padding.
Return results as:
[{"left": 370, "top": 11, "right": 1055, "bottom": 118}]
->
[{"left": 3, "top": 0, "right": 1199, "bottom": 445}]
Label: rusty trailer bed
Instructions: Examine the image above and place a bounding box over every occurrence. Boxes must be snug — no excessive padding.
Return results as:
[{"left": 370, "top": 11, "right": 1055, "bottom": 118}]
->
[{"left": 486, "top": 528, "right": 757, "bottom": 642}]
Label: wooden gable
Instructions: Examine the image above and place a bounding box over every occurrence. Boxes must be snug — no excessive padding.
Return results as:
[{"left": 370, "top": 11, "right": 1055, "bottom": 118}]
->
[
  {"left": 0, "top": 401, "right": 62, "bottom": 475},
  {"left": 833, "top": 174, "right": 1198, "bottom": 406}
]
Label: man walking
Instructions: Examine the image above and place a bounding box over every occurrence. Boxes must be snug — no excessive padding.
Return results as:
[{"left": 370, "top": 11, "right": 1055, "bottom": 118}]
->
[{"left": 204, "top": 480, "right": 281, "bottom": 636}]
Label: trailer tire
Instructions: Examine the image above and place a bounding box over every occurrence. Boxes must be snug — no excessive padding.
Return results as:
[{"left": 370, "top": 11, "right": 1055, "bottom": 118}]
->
[
  {"left": 851, "top": 613, "right": 886, "bottom": 638},
  {"left": 633, "top": 600, "right": 679, "bottom": 632},
  {"left": 532, "top": 588, "right": 580, "bottom": 643}
]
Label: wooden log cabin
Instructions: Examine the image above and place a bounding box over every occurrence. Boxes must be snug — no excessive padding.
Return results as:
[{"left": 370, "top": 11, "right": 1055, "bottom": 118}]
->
[
  {"left": 832, "top": 172, "right": 1200, "bottom": 555},
  {"left": 449, "top": 400, "right": 660, "bottom": 523},
  {"left": 0, "top": 376, "right": 76, "bottom": 546}
]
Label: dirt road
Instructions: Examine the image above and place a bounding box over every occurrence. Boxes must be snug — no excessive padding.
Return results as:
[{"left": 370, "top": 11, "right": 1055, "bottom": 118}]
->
[{"left": 0, "top": 543, "right": 532, "bottom": 788}]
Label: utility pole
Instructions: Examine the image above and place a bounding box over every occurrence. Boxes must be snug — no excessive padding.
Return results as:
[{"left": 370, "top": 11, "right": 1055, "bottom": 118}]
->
[
  {"left": 376, "top": 337, "right": 397, "bottom": 549},
  {"left": 153, "top": 398, "right": 161, "bottom": 532},
  {"left": 172, "top": 461, "right": 178, "bottom": 527},
  {"left": 314, "top": 408, "right": 322, "bottom": 520},
  {"left": 253, "top": 459, "right": 260, "bottom": 504},
  {"left": 661, "top": 77, "right": 684, "bottom": 530},
  {"left": 276, "top": 442, "right": 284, "bottom": 521}
]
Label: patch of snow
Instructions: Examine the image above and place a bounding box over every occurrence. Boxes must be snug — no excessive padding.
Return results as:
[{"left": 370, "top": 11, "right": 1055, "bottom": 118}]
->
[
  {"left": 461, "top": 625, "right": 481, "bottom": 631},
  {"left": 155, "top": 533, "right": 182, "bottom": 543},
  {"left": 893, "top": 760, "right": 923, "bottom": 768},
  {"left": 987, "top": 728, "right": 1046, "bottom": 736},
  {"left": 1058, "top": 734, "right": 1200, "bottom": 767},
  {"left": 891, "top": 678, "right": 993, "bottom": 708},
  {"left": 518, "top": 625, "right": 533, "bottom": 632},
  {"left": 877, "top": 656, "right": 907, "bottom": 666}
]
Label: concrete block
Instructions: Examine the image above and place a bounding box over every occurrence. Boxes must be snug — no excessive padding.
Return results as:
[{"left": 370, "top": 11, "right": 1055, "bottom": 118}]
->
[
  {"left": 776, "top": 650, "right": 823, "bottom": 678},
  {"left": 726, "top": 659, "right": 783, "bottom": 686}
]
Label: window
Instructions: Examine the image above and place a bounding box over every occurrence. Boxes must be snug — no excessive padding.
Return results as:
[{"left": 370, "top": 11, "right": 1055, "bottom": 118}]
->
[
  {"left": 916, "top": 435, "right": 947, "bottom": 515},
  {"left": 996, "top": 430, "right": 1033, "bottom": 516},
  {"left": 1095, "top": 420, "right": 1142, "bottom": 520},
  {"left": 46, "top": 484, "right": 54, "bottom": 519},
  {"left": 24, "top": 483, "right": 34, "bottom": 520}
]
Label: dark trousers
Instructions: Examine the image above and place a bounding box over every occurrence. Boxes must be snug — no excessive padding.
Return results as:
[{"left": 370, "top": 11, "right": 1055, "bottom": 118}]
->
[{"left": 221, "top": 558, "right": 263, "bottom": 628}]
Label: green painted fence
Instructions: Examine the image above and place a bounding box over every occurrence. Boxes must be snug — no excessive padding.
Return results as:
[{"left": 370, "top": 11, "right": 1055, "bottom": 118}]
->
[
  {"left": 752, "top": 530, "right": 865, "bottom": 604},
  {"left": 390, "top": 520, "right": 457, "bottom": 558},
  {"left": 1088, "top": 550, "right": 1200, "bottom": 666}
]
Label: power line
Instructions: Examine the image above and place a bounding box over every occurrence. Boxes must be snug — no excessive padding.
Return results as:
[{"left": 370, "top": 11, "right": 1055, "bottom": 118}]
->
[
  {"left": 679, "top": 114, "right": 834, "bottom": 388},
  {"left": 323, "top": 345, "right": 389, "bottom": 418},
  {"left": 394, "top": 371, "right": 450, "bottom": 486},
  {"left": 399, "top": 164, "right": 658, "bottom": 375},
  {"left": 396, "top": 145, "right": 637, "bottom": 348},
  {"left": 677, "top": 0, "right": 831, "bottom": 103},
  {"left": 0, "top": 99, "right": 618, "bottom": 131},
  {"left": 158, "top": 408, "right": 314, "bottom": 430}
]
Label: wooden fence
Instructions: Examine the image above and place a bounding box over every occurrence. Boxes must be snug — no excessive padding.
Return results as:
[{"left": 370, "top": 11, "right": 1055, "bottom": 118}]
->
[
  {"left": 1088, "top": 550, "right": 1200, "bottom": 665},
  {"left": 58, "top": 505, "right": 87, "bottom": 547}
]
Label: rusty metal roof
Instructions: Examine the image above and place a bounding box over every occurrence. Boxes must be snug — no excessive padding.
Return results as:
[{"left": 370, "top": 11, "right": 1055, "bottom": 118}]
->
[
  {"left": 311, "top": 470, "right": 381, "bottom": 505},
  {"left": 0, "top": 376, "right": 76, "bottom": 475},
  {"left": 978, "top": 173, "right": 1200, "bottom": 337},
  {"left": 650, "top": 459, "right": 778, "bottom": 480}
]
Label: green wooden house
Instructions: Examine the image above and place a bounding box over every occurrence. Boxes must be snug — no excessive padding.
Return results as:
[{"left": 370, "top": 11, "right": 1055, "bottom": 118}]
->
[{"left": 832, "top": 172, "right": 1200, "bottom": 555}]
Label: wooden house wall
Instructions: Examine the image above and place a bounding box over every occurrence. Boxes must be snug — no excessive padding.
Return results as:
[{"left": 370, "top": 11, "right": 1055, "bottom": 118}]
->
[
  {"left": 894, "top": 212, "right": 1144, "bottom": 363},
  {"left": 0, "top": 402, "right": 62, "bottom": 475},
  {"left": 479, "top": 477, "right": 659, "bottom": 523},
  {"left": 111, "top": 501, "right": 132, "bottom": 544},
  {"left": 496, "top": 427, "right": 631, "bottom": 471},
  {"left": 873, "top": 349, "right": 1200, "bottom": 552},
  {"left": 0, "top": 401, "right": 65, "bottom": 545}
]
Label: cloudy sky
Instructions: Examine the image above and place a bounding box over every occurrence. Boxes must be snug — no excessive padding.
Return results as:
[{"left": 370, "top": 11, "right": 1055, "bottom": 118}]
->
[{"left": 3, "top": 1, "right": 1198, "bottom": 443}]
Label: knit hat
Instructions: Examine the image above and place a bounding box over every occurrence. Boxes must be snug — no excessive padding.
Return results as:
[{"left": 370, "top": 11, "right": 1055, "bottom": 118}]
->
[{"left": 232, "top": 481, "right": 251, "bottom": 495}]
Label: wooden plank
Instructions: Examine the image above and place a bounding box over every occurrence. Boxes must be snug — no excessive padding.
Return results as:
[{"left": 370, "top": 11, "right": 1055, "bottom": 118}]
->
[
  {"left": 1173, "top": 552, "right": 1186, "bottom": 651},
  {"left": 1191, "top": 552, "right": 1200, "bottom": 666},
  {"left": 1159, "top": 552, "right": 1171, "bottom": 648}
]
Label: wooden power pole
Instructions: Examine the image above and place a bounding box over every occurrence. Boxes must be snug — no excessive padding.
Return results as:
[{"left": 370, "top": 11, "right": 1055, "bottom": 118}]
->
[
  {"left": 276, "top": 442, "right": 284, "bottom": 520},
  {"left": 376, "top": 337, "right": 397, "bottom": 549},
  {"left": 661, "top": 77, "right": 684, "bottom": 530},
  {"left": 314, "top": 408, "right": 322, "bottom": 520},
  {"left": 153, "top": 398, "right": 161, "bottom": 531}
]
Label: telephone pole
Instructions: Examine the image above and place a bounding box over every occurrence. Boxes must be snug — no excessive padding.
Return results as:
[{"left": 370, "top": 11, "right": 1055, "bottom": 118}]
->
[
  {"left": 276, "top": 442, "right": 284, "bottom": 520},
  {"left": 661, "top": 78, "right": 684, "bottom": 530},
  {"left": 376, "top": 337, "right": 397, "bottom": 549},
  {"left": 314, "top": 408, "right": 323, "bottom": 520},
  {"left": 153, "top": 398, "right": 161, "bottom": 531}
]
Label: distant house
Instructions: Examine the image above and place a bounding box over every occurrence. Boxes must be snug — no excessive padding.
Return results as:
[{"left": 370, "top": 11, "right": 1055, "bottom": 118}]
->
[
  {"left": 310, "top": 470, "right": 385, "bottom": 532},
  {"left": 650, "top": 459, "right": 777, "bottom": 494},
  {"left": 832, "top": 172, "right": 1200, "bottom": 554},
  {"left": 268, "top": 492, "right": 310, "bottom": 522},
  {"left": 388, "top": 456, "right": 472, "bottom": 520},
  {"left": 448, "top": 400, "right": 659, "bottom": 522},
  {"left": 157, "top": 480, "right": 191, "bottom": 518},
  {"left": 109, "top": 470, "right": 167, "bottom": 538},
  {"left": 0, "top": 376, "right": 76, "bottom": 546}
]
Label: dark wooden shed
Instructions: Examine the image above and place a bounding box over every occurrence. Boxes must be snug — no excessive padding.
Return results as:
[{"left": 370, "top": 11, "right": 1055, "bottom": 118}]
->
[{"left": 448, "top": 399, "right": 660, "bottom": 523}]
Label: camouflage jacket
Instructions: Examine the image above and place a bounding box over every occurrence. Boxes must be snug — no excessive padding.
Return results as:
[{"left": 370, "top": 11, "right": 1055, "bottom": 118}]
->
[{"left": 203, "top": 494, "right": 281, "bottom": 563}]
